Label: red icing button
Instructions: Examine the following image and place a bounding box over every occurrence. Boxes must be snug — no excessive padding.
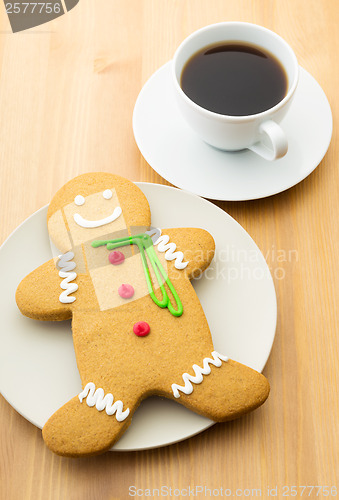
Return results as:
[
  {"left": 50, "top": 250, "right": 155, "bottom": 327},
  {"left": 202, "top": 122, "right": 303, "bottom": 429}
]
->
[
  {"left": 118, "top": 284, "right": 134, "bottom": 299},
  {"left": 133, "top": 321, "right": 150, "bottom": 337},
  {"left": 108, "top": 251, "right": 125, "bottom": 265}
]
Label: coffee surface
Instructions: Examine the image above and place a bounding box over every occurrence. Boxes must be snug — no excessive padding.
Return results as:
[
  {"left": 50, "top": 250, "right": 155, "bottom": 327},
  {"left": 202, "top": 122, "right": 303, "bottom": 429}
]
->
[{"left": 180, "top": 42, "right": 288, "bottom": 116}]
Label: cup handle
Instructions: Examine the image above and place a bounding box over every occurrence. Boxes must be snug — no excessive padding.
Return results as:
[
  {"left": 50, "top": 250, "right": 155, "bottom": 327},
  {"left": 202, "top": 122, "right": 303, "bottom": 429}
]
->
[{"left": 248, "top": 120, "right": 288, "bottom": 161}]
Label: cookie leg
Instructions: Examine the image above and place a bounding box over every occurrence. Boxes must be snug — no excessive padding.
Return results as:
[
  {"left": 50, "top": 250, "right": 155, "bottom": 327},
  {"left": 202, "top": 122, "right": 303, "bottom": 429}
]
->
[
  {"left": 168, "top": 353, "right": 270, "bottom": 421},
  {"left": 42, "top": 387, "right": 137, "bottom": 457}
]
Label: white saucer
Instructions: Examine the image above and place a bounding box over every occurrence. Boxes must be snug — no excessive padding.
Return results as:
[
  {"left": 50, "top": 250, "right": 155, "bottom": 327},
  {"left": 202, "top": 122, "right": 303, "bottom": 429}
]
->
[
  {"left": 0, "top": 183, "right": 276, "bottom": 451},
  {"left": 133, "top": 63, "right": 332, "bottom": 201}
]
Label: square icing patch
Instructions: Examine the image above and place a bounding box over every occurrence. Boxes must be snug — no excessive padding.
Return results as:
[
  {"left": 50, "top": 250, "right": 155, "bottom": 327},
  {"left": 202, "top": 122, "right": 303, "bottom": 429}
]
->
[
  {"left": 63, "top": 188, "right": 127, "bottom": 247},
  {"left": 48, "top": 209, "right": 72, "bottom": 253},
  {"left": 71, "top": 245, "right": 87, "bottom": 274}
]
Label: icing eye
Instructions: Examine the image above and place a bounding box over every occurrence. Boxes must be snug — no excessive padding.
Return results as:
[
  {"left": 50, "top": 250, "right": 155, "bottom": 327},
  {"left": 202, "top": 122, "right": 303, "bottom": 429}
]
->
[
  {"left": 74, "top": 195, "right": 85, "bottom": 206},
  {"left": 103, "top": 189, "right": 113, "bottom": 200}
]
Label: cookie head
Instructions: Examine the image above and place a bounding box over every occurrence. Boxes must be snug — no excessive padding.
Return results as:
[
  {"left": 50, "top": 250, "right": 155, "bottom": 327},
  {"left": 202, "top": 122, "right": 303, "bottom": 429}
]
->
[
  {"left": 72, "top": 189, "right": 122, "bottom": 229},
  {"left": 47, "top": 173, "right": 151, "bottom": 252}
]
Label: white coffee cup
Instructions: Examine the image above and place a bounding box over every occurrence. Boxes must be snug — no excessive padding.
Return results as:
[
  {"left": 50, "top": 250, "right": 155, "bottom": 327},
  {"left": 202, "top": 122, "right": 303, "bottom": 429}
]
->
[{"left": 172, "top": 22, "right": 299, "bottom": 160}]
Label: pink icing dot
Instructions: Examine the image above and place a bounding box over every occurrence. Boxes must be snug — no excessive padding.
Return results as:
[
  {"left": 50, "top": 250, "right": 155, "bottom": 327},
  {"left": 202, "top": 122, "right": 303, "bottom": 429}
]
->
[
  {"left": 133, "top": 321, "right": 150, "bottom": 337},
  {"left": 118, "top": 284, "right": 135, "bottom": 299},
  {"left": 108, "top": 251, "right": 125, "bottom": 265}
]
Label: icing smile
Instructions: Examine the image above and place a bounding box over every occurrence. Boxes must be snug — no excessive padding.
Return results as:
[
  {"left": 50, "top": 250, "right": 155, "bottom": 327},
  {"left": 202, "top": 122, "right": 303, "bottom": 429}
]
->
[{"left": 73, "top": 206, "right": 122, "bottom": 228}]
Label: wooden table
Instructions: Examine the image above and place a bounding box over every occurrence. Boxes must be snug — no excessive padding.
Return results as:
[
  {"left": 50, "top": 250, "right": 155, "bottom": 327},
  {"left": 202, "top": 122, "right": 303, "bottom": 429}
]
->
[{"left": 0, "top": 1, "right": 338, "bottom": 498}]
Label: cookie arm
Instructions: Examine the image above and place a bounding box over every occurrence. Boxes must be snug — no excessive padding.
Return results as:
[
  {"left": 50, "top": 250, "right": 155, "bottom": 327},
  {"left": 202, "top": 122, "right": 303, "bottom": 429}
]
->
[
  {"left": 16, "top": 259, "right": 74, "bottom": 321},
  {"left": 157, "top": 228, "right": 215, "bottom": 280}
]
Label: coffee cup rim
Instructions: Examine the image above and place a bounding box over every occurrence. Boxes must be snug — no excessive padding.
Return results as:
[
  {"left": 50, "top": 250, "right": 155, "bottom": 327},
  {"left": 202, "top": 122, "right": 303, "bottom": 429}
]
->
[{"left": 172, "top": 21, "right": 299, "bottom": 122}]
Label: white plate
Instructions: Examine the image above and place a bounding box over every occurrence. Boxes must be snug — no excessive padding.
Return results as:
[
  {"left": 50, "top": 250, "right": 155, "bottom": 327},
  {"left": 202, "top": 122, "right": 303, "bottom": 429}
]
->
[
  {"left": 0, "top": 183, "right": 277, "bottom": 451},
  {"left": 133, "top": 63, "right": 332, "bottom": 201}
]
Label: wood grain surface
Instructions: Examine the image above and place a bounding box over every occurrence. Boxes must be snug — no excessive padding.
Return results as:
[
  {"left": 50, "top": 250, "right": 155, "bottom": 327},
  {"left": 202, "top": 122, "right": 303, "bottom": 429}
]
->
[{"left": 0, "top": 1, "right": 338, "bottom": 499}]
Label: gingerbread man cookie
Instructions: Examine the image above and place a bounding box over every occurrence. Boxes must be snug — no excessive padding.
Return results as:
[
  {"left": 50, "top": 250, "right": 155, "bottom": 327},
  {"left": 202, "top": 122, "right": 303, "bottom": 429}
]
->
[{"left": 16, "top": 173, "right": 269, "bottom": 457}]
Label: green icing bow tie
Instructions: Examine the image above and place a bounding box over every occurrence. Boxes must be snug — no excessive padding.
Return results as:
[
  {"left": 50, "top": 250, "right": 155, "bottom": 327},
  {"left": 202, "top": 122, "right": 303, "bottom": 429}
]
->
[{"left": 92, "top": 233, "right": 183, "bottom": 317}]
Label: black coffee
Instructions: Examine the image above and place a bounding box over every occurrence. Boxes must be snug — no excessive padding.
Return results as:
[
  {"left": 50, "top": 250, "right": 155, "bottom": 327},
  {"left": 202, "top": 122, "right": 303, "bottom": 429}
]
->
[{"left": 180, "top": 42, "right": 288, "bottom": 116}]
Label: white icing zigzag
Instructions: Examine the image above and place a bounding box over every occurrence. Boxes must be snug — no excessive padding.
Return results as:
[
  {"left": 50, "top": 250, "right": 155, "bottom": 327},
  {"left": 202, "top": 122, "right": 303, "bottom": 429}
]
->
[
  {"left": 58, "top": 251, "right": 78, "bottom": 304},
  {"left": 171, "top": 351, "right": 229, "bottom": 399},
  {"left": 78, "top": 382, "right": 130, "bottom": 422},
  {"left": 146, "top": 228, "right": 189, "bottom": 270}
]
